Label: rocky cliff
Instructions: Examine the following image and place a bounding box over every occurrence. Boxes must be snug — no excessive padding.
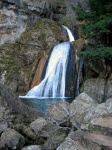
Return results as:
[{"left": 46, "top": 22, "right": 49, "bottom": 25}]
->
[
  {"left": 0, "top": 0, "right": 84, "bottom": 93},
  {"left": 0, "top": 0, "right": 85, "bottom": 45},
  {"left": 0, "top": 19, "right": 64, "bottom": 92}
]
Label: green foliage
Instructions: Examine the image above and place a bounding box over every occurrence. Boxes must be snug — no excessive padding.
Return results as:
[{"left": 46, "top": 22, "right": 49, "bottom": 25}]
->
[
  {"left": 88, "top": 124, "right": 94, "bottom": 132},
  {"left": 77, "top": 47, "right": 112, "bottom": 61},
  {"left": 72, "top": 0, "right": 112, "bottom": 61},
  {"left": 72, "top": 0, "right": 112, "bottom": 37}
]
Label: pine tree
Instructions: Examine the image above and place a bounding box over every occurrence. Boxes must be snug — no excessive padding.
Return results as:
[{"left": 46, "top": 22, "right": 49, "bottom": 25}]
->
[{"left": 72, "top": 0, "right": 112, "bottom": 77}]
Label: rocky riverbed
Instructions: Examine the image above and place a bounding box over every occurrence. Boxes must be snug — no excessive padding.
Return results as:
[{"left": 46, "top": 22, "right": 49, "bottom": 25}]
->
[{"left": 0, "top": 81, "right": 112, "bottom": 150}]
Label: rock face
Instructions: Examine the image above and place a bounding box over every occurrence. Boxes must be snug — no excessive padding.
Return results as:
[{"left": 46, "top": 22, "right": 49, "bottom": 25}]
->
[
  {"left": 0, "top": 0, "right": 87, "bottom": 46},
  {"left": 0, "top": 0, "right": 61, "bottom": 45},
  {"left": 84, "top": 78, "right": 112, "bottom": 103},
  {"left": 0, "top": 83, "right": 41, "bottom": 118},
  {"left": 0, "top": 19, "right": 63, "bottom": 92},
  {"left": 0, "top": 83, "right": 41, "bottom": 135},
  {"left": 70, "top": 93, "right": 97, "bottom": 128},
  {"left": 31, "top": 57, "right": 47, "bottom": 88}
]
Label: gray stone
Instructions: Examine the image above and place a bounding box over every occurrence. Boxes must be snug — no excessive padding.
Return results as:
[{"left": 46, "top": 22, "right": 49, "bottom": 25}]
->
[
  {"left": 105, "top": 98, "right": 112, "bottom": 113},
  {"left": 105, "top": 80, "right": 112, "bottom": 100},
  {"left": 0, "top": 83, "right": 41, "bottom": 121},
  {"left": 83, "top": 98, "right": 112, "bottom": 124},
  {"left": 56, "top": 130, "right": 86, "bottom": 150},
  {"left": 0, "top": 122, "right": 8, "bottom": 134},
  {"left": 21, "top": 145, "right": 42, "bottom": 150},
  {"left": 57, "top": 137, "right": 78, "bottom": 150},
  {"left": 0, "top": 141, "right": 8, "bottom": 150},
  {"left": 30, "top": 117, "right": 47, "bottom": 133},
  {"left": 1, "top": 128, "right": 25, "bottom": 149},
  {"left": 83, "top": 103, "right": 107, "bottom": 123},
  {"left": 84, "top": 78, "right": 105, "bottom": 103},
  {"left": 42, "top": 128, "right": 68, "bottom": 150},
  {"left": 70, "top": 93, "right": 96, "bottom": 128},
  {"left": 0, "top": 96, "right": 14, "bottom": 133},
  {"left": 48, "top": 101, "right": 70, "bottom": 123}
]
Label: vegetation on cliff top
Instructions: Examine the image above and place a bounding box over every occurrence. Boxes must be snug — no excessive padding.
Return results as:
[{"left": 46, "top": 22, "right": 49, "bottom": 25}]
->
[
  {"left": 72, "top": 0, "right": 112, "bottom": 59},
  {"left": 72, "top": 0, "right": 112, "bottom": 77}
]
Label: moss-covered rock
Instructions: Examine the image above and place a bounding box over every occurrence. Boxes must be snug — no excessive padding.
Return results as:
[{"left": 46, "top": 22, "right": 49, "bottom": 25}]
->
[{"left": 0, "top": 19, "right": 63, "bottom": 93}]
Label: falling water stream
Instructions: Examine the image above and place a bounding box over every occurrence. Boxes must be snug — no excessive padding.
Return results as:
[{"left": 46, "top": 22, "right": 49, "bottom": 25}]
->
[{"left": 19, "top": 25, "right": 76, "bottom": 114}]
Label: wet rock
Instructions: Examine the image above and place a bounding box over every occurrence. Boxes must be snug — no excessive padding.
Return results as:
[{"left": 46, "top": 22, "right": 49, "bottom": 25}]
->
[
  {"left": 31, "top": 57, "right": 46, "bottom": 88},
  {"left": 1, "top": 128, "right": 25, "bottom": 150}
]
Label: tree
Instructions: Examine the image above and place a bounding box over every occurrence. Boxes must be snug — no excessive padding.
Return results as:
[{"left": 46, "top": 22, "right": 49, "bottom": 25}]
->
[{"left": 72, "top": 0, "right": 112, "bottom": 78}]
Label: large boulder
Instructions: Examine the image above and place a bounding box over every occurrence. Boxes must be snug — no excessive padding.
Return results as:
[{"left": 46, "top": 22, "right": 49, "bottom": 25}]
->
[
  {"left": 84, "top": 78, "right": 112, "bottom": 103},
  {"left": 83, "top": 98, "right": 112, "bottom": 124},
  {"left": 47, "top": 101, "right": 70, "bottom": 124},
  {"left": 30, "top": 117, "right": 47, "bottom": 133},
  {"left": 70, "top": 93, "right": 97, "bottom": 128},
  {"left": 0, "top": 83, "right": 41, "bottom": 134},
  {"left": 56, "top": 130, "right": 84, "bottom": 150},
  {"left": 70, "top": 92, "right": 112, "bottom": 129},
  {"left": 0, "top": 128, "right": 25, "bottom": 150}
]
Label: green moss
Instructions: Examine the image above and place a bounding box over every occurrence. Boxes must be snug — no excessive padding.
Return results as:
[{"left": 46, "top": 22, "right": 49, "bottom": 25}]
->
[
  {"left": 0, "top": 18, "right": 62, "bottom": 89},
  {"left": 88, "top": 124, "right": 94, "bottom": 132},
  {"left": 19, "top": 19, "right": 62, "bottom": 44},
  {"left": 0, "top": 42, "right": 23, "bottom": 81},
  {"left": 59, "top": 16, "right": 77, "bottom": 27},
  {"left": 55, "top": 129, "right": 65, "bottom": 137}
]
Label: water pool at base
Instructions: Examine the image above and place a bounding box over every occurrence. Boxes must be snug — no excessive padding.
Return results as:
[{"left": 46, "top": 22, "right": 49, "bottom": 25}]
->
[{"left": 20, "top": 97, "right": 74, "bottom": 115}]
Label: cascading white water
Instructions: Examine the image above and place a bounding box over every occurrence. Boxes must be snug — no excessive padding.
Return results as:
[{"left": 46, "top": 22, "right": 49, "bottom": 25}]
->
[
  {"left": 62, "top": 25, "right": 75, "bottom": 42},
  {"left": 19, "top": 25, "right": 75, "bottom": 98}
]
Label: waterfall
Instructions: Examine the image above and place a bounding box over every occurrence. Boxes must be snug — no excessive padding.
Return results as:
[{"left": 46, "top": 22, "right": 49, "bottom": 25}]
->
[
  {"left": 75, "top": 60, "right": 83, "bottom": 96},
  {"left": 19, "top": 25, "right": 75, "bottom": 98},
  {"left": 62, "top": 25, "right": 75, "bottom": 42}
]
